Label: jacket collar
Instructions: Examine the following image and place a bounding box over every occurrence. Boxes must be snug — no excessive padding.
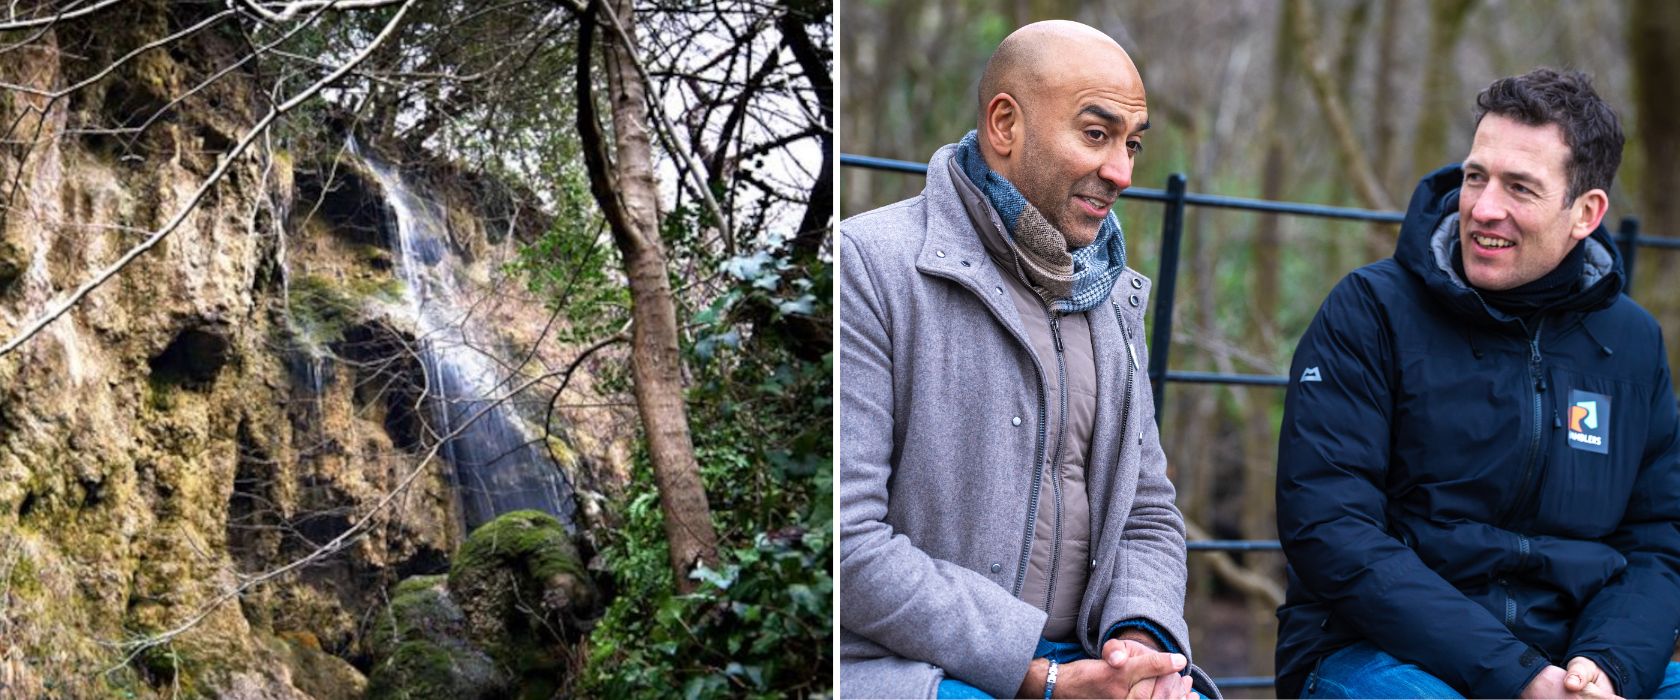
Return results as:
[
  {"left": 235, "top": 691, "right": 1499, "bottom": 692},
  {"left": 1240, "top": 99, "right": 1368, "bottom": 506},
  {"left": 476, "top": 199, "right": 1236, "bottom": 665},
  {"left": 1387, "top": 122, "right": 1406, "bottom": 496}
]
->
[{"left": 916, "top": 143, "right": 1029, "bottom": 335}]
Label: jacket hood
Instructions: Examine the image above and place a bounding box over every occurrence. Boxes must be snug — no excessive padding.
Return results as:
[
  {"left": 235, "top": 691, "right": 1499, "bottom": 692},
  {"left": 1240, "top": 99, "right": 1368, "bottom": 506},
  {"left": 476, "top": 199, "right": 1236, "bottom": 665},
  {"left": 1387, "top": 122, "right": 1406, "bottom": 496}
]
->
[{"left": 1393, "top": 164, "right": 1624, "bottom": 327}]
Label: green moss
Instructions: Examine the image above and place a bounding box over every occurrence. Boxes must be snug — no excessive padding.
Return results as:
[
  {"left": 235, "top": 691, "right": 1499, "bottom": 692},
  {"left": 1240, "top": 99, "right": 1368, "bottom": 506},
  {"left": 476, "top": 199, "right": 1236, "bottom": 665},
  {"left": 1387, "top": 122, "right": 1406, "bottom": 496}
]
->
[
  {"left": 450, "top": 510, "right": 582, "bottom": 583},
  {"left": 348, "top": 275, "right": 405, "bottom": 303},
  {"left": 447, "top": 510, "right": 591, "bottom": 691},
  {"left": 364, "top": 640, "right": 502, "bottom": 700},
  {"left": 367, "top": 575, "right": 465, "bottom": 664},
  {"left": 287, "top": 275, "right": 360, "bottom": 345},
  {"left": 7, "top": 552, "right": 40, "bottom": 598},
  {"left": 364, "top": 641, "right": 456, "bottom": 700},
  {"left": 391, "top": 573, "right": 448, "bottom": 600},
  {"left": 0, "top": 239, "right": 23, "bottom": 294},
  {"left": 544, "top": 436, "right": 578, "bottom": 471},
  {"left": 144, "top": 374, "right": 176, "bottom": 411}
]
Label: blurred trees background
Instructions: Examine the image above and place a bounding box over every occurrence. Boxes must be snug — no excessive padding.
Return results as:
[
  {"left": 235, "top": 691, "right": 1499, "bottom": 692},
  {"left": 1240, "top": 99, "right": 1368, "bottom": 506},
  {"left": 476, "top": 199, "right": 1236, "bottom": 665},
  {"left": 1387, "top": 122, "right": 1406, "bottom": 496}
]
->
[{"left": 842, "top": 0, "right": 1679, "bottom": 691}]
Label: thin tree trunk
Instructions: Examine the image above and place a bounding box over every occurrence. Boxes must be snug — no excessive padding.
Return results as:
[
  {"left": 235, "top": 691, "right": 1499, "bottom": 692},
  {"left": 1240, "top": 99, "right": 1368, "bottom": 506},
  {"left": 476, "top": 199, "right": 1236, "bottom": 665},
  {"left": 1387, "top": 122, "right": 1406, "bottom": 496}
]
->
[
  {"left": 1374, "top": 0, "right": 1403, "bottom": 191},
  {"left": 781, "top": 0, "right": 832, "bottom": 263},
  {"left": 1413, "top": 0, "right": 1477, "bottom": 177},
  {"left": 1631, "top": 0, "right": 1680, "bottom": 404},
  {"left": 1238, "top": 4, "right": 1294, "bottom": 675},
  {"left": 576, "top": 0, "right": 719, "bottom": 592},
  {"left": 1289, "top": 0, "right": 1398, "bottom": 263}
]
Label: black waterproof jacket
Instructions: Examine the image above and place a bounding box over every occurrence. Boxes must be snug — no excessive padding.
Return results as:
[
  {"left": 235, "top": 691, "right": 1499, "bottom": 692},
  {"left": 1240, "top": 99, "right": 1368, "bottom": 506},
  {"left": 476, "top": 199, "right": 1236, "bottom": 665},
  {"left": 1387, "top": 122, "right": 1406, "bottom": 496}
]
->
[{"left": 1275, "top": 165, "right": 1680, "bottom": 698}]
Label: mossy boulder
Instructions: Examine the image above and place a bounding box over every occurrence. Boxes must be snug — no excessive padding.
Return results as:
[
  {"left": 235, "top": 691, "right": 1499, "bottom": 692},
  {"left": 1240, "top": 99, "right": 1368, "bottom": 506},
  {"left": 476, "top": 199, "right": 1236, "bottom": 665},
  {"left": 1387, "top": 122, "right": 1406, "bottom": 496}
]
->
[
  {"left": 366, "top": 575, "right": 467, "bottom": 660},
  {"left": 447, "top": 510, "right": 595, "bottom": 687},
  {"left": 365, "top": 575, "right": 503, "bottom": 700},
  {"left": 364, "top": 640, "right": 502, "bottom": 700}
]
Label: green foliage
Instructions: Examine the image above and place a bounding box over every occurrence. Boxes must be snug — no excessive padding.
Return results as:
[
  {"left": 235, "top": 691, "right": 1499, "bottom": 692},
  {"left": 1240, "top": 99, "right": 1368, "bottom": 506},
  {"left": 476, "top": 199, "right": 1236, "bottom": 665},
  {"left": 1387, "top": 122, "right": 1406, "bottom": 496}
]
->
[
  {"left": 508, "top": 163, "right": 628, "bottom": 343},
  {"left": 580, "top": 245, "right": 832, "bottom": 699}
]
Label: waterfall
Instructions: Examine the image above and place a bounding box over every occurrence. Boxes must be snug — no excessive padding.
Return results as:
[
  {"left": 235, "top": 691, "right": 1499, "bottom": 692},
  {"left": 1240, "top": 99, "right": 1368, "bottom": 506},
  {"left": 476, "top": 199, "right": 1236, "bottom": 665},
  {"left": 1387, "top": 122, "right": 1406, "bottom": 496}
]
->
[{"left": 350, "top": 139, "right": 576, "bottom": 532}]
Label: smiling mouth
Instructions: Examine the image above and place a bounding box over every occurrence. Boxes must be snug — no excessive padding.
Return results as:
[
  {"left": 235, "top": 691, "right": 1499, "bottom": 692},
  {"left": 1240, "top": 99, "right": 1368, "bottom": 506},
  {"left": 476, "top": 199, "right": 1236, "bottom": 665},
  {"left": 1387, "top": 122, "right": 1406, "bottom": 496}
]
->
[
  {"left": 1472, "top": 233, "right": 1514, "bottom": 249},
  {"left": 1076, "top": 195, "right": 1112, "bottom": 213}
]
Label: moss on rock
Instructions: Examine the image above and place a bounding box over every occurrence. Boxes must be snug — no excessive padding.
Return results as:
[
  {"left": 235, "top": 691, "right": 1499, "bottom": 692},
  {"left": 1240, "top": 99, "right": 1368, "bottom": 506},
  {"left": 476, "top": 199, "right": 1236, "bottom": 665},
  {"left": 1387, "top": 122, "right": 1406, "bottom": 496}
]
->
[
  {"left": 366, "top": 575, "right": 465, "bottom": 663},
  {"left": 364, "top": 640, "right": 501, "bottom": 700},
  {"left": 447, "top": 510, "right": 594, "bottom": 689},
  {"left": 364, "top": 574, "right": 504, "bottom": 699},
  {"left": 287, "top": 275, "right": 361, "bottom": 346}
]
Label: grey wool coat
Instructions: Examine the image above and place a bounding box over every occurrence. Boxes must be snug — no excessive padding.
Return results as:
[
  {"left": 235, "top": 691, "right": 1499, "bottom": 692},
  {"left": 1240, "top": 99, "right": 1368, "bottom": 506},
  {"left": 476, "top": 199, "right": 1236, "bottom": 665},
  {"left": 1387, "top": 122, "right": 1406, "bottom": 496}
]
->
[{"left": 839, "top": 143, "right": 1217, "bottom": 699}]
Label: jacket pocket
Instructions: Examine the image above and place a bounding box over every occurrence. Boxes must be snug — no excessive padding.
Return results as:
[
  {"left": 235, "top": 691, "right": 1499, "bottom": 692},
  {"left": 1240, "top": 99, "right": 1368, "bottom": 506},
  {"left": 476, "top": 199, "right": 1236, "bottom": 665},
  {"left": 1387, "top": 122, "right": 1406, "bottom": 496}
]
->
[{"left": 1536, "top": 367, "right": 1645, "bottom": 536}]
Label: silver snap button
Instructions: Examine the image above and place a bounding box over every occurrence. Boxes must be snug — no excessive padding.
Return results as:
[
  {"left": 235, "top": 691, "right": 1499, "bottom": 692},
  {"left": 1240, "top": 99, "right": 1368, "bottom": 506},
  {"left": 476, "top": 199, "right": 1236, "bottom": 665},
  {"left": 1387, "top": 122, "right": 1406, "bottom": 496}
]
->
[
  {"left": 960, "top": 260, "right": 971, "bottom": 267},
  {"left": 1011, "top": 416, "right": 1022, "bottom": 426},
  {"left": 996, "top": 285, "right": 1004, "bottom": 294},
  {"left": 1129, "top": 294, "right": 1140, "bottom": 307},
  {"left": 935, "top": 249, "right": 946, "bottom": 258},
  {"left": 991, "top": 563, "right": 1002, "bottom": 573},
  {"left": 1131, "top": 277, "right": 1144, "bottom": 289}
]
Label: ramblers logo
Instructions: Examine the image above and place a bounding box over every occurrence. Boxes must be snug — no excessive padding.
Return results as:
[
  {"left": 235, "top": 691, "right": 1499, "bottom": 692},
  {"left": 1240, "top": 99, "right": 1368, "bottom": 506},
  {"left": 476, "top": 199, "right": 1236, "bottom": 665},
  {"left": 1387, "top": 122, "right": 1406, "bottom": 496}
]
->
[{"left": 1567, "top": 388, "right": 1611, "bottom": 455}]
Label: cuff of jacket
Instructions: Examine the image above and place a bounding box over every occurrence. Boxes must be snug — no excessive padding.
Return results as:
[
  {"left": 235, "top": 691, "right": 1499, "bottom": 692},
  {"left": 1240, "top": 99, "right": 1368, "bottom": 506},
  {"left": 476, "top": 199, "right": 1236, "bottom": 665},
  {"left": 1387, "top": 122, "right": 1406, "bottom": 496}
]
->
[
  {"left": 1491, "top": 644, "right": 1553, "bottom": 699},
  {"left": 1568, "top": 649, "right": 1630, "bottom": 698},
  {"left": 1104, "top": 618, "right": 1183, "bottom": 656}
]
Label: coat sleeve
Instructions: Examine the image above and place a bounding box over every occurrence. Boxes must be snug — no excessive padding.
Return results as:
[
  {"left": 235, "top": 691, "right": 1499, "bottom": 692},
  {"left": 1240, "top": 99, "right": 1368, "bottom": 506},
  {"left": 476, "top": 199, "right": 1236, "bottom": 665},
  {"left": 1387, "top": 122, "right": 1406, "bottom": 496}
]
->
[
  {"left": 1276, "top": 274, "right": 1547, "bottom": 698},
  {"left": 837, "top": 230, "right": 1045, "bottom": 698},
  {"left": 1567, "top": 331, "right": 1680, "bottom": 699}
]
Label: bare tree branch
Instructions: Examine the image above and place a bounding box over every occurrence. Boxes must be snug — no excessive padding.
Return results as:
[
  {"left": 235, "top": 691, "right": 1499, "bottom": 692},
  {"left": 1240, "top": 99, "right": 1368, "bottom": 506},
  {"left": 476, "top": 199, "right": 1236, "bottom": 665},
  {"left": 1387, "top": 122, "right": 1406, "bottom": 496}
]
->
[
  {"left": 233, "top": 0, "right": 404, "bottom": 23},
  {"left": 0, "top": 0, "right": 123, "bottom": 31}
]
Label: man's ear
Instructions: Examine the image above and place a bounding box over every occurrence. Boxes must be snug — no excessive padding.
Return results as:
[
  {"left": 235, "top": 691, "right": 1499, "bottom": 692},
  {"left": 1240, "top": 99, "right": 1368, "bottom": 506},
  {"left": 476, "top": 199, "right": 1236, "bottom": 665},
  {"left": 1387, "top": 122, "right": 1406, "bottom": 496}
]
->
[
  {"left": 982, "top": 93, "right": 1021, "bottom": 159},
  {"left": 1569, "top": 188, "right": 1608, "bottom": 241}
]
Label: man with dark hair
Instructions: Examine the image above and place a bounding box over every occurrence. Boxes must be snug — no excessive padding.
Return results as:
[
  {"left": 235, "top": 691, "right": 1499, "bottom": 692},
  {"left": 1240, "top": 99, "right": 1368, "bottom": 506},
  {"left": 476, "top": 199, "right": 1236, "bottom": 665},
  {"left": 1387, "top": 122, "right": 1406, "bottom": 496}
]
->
[
  {"left": 1275, "top": 67, "right": 1680, "bottom": 699},
  {"left": 839, "top": 19, "right": 1217, "bottom": 700}
]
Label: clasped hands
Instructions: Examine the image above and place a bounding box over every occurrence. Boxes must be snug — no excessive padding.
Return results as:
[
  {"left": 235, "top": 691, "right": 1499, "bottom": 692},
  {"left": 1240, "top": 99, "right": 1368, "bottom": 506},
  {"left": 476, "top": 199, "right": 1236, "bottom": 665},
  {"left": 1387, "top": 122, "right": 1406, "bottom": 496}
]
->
[
  {"left": 1520, "top": 657, "right": 1623, "bottom": 700},
  {"left": 1019, "top": 638, "right": 1197, "bottom": 699}
]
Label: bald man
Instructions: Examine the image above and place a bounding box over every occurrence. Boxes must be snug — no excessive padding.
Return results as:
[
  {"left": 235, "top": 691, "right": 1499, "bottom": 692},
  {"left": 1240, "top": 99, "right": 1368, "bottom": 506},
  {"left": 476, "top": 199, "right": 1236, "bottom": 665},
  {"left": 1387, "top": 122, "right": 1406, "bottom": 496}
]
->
[{"left": 840, "top": 20, "right": 1217, "bottom": 699}]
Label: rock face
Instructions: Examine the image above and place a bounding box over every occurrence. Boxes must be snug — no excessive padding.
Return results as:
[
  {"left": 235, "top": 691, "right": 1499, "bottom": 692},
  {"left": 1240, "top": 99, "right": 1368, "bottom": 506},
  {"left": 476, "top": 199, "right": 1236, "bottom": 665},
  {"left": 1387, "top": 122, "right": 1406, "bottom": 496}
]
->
[{"left": 0, "top": 8, "right": 621, "bottom": 698}]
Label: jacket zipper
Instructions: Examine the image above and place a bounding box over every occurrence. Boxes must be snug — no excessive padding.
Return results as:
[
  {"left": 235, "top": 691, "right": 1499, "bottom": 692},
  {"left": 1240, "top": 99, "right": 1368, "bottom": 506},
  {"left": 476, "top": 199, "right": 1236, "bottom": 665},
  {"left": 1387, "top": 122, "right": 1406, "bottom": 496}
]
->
[
  {"left": 932, "top": 238, "right": 1060, "bottom": 599},
  {"left": 1011, "top": 351, "right": 1051, "bottom": 598},
  {"left": 1008, "top": 302, "right": 1052, "bottom": 599},
  {"left": 1500, "top": 318, "right": 1547, "bottom": 527},
  {"left": 1044, "top": 310, "right": 1069, "bottom": 614}
]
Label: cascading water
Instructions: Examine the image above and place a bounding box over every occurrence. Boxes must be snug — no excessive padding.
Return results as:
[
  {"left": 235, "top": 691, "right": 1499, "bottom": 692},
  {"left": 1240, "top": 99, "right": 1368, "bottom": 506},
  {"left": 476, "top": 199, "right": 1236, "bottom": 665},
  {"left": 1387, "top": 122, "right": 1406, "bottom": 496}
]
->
[{"left": 350, "top": 139, "right": 576, "bottom": 532}]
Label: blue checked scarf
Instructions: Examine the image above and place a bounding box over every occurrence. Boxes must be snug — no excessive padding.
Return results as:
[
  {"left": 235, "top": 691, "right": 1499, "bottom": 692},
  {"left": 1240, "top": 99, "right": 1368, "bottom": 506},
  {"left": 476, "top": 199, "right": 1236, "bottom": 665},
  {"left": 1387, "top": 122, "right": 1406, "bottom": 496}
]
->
[{"left": 955, "top": 130, "right": 1127, "bottom": 313}]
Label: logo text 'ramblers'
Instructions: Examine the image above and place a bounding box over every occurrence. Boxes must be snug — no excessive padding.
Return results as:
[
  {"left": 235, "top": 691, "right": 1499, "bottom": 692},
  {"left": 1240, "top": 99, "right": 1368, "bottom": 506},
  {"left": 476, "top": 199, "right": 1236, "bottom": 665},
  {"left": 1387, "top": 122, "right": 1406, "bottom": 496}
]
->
[{"left": 1567, "top": 388, "right": 1611, "bottom": 455}]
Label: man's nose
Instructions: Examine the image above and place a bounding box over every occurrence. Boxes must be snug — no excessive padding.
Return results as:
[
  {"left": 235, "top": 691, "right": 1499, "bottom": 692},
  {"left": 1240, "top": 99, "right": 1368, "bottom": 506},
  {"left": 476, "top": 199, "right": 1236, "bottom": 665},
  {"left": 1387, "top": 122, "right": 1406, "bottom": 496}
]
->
[
  {"left": 1099, "top": 149, "right": 1133, "bottom": 192},
  {"left": 1469, "top": 187, "right": 1508, "bottom": 223}
]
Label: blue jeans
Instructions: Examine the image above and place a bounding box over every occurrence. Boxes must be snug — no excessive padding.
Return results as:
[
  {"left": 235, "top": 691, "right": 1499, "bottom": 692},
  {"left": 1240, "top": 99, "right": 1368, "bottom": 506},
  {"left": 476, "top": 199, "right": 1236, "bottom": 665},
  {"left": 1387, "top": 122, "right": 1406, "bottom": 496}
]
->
[
  {"left": 1305, "top": 641, "right": 1680, "bottom": 699},
  {"left": 937, "top": 638, "right": 1088, "bottom": 699}
]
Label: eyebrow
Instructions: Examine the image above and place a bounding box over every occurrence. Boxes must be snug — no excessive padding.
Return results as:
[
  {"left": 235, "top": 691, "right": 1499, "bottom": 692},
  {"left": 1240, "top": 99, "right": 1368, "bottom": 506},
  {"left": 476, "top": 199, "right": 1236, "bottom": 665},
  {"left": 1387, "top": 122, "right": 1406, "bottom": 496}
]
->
[
  {"left": 1464, "top": 160, "right": 1543, "bottom": 188},
  {"left": 1078, "top": 105, "right": 1149, "bottom": 134},
  {"left": 1078, "top": 104, "right": 1123, "bottom": 125}
]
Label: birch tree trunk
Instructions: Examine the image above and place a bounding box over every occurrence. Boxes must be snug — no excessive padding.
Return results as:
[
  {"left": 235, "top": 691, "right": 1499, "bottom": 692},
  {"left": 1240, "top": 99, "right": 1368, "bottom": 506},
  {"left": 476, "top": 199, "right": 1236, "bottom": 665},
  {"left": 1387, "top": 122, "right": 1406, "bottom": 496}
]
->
[{"left": 578, "top": 0, "right": 719, "bottom": 592}]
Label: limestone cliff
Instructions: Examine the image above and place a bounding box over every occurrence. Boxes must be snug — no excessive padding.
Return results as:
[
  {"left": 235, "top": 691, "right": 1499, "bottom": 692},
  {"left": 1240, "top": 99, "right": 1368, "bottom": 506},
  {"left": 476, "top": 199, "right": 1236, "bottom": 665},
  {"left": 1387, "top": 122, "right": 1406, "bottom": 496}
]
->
[{"left": 0, "top": 9, "right": 620, "bottom": 697}]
